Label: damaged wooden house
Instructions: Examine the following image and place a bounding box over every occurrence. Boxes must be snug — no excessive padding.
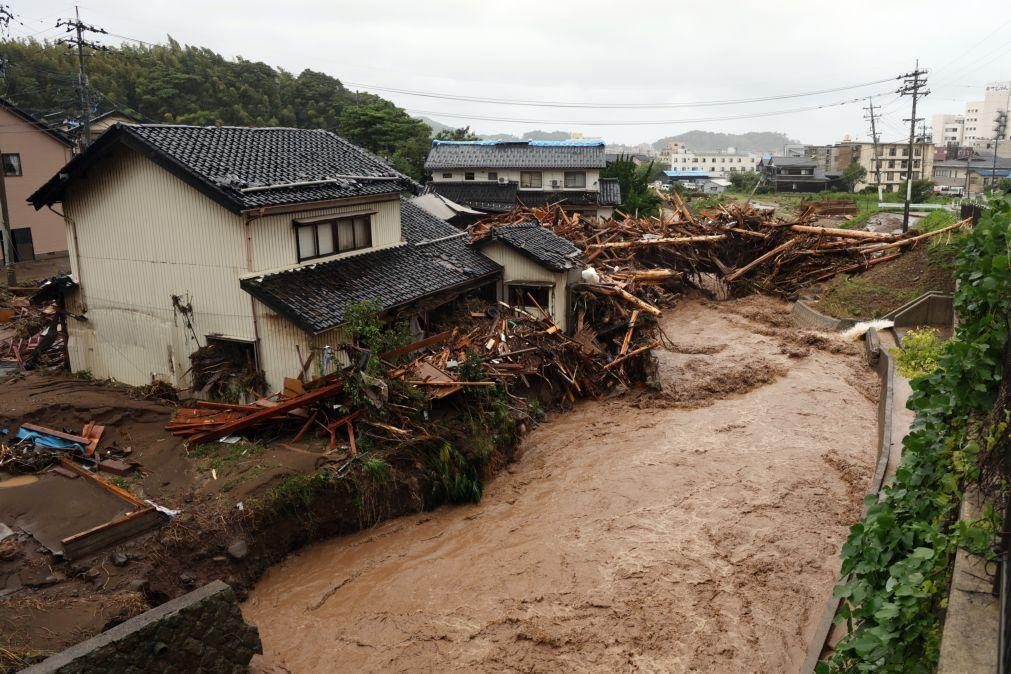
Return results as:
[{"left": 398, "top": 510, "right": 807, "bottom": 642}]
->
[
  {"left": 423, "top": 139, "right": 621, "bottom": 220},
  {"left": 27, "top": 124, "right": 582, "bottom": 393}
]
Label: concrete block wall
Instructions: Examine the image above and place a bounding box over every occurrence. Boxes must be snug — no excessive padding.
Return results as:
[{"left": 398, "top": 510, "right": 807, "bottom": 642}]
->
[{"left": 23, "top": 581, "right": 260, "bottom": 673}]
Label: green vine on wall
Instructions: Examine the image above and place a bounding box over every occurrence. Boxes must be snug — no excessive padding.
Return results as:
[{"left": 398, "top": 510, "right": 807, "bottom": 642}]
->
[{"left": 820, "top": 200, "right": 1011, "bottom": 672}]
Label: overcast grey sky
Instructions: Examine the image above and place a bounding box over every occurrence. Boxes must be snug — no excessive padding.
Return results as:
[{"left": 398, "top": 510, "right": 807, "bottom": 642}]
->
[{"left": 14, "top": 0, "right": 1011, "bottom": 146}]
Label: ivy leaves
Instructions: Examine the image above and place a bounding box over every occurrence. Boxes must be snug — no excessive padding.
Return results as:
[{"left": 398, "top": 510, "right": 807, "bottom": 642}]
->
[{"left": 824, "top": 200, "right": 1011, "bottom": 672}]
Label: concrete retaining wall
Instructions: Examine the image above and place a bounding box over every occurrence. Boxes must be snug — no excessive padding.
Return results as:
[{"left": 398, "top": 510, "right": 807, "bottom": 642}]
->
[
  {"left": 23, "top": 581, "right": 260, "bottom": 673},
  {"left": 800, "top": 328, "right": 895, "bottom": 672},
  {"left": 884, "top": 292, "right": 953, "bottom": 328},
  {"left": 791, "top": 300, "right": 856, "bottom": 331}
]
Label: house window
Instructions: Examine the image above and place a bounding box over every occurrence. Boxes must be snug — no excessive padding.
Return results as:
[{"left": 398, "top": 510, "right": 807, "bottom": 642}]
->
[
  {"left": 488, "top": 171, "right": 498, "bottom": 181},
  {"left": 2, "top": 153, "right": 21, "bottom": 177},
  {"left": 295, "top": 215, "right": 372, "bottom": 262},
  {"left": 889, "top": 148, "right": 897, "bottom": 156},
  {"left": 441, "top": 172, "right": 452, "bottom": 179},
  {"left": 520, "top": 171, "right": 542, "bottom": 188},
  {"left": 564, "top": 171, "right": 586, "bottom": 188},
  {"left": 508, "top": 283, "right": 551, "bottom": 313},
  {"left": 464, "top": 172, "right": 475, "bottom": 181}
]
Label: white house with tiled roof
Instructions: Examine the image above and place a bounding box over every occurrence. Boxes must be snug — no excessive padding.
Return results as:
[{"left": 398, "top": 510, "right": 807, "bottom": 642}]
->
[{"left": 424, "top": 140, "right": 620, "bottom": 220}]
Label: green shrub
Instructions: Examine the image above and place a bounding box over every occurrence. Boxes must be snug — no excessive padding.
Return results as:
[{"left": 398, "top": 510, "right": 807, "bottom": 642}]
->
[
  {"left": 892, "top": 328, "right": 944, "bottom": 379},
  {"left": 362, "top": 456, "right": 391, "bottom": 482}
]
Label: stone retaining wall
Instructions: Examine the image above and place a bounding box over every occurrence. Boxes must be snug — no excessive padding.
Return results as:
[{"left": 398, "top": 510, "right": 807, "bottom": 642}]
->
[{"left": 23, "top": 581, "right": 260, "bottom": 673}]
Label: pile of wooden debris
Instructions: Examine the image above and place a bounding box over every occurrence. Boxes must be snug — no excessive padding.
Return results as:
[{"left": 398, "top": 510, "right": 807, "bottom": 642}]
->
[{"left": 469, "top": 198, "right": 971, "bottom": 296}]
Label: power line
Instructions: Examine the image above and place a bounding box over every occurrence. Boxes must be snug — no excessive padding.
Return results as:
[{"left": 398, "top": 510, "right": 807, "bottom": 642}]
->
[
  {"left": 403, "top": 90, "right": 892, "bottom": 127},
  {"left": 347, "top": 76, "right": 898, "bottom": 110},
  {"left": 56, "top": 7, "right": 109, "bottom": 148}
]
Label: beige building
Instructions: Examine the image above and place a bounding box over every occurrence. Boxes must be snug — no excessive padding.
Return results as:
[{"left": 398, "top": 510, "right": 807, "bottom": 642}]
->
[
  {"left": 472, "top": 222, "right": 583, "bottom": 333},
  {"left": 28, "top": 125, "right": 515, "bottom": 392},
  {"left": 838, "top": 141, "right": 935, "bottom": 192},
  {"left": 0, "top": 99, "right": 75, "bottom": 261}
]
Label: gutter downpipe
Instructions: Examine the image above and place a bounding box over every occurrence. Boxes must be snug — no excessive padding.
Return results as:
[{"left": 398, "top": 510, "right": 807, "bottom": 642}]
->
[{"left": 245, "top": 211, "right": 263, "bottom": 369}]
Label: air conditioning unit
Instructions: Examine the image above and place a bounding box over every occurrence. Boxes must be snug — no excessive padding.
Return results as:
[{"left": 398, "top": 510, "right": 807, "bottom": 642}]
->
[
  {"left": 498, "top": 176, "right": 509, "bottom": 184},
  {"left": 550, "top": 180, "right": 561, "bottom": 188}
]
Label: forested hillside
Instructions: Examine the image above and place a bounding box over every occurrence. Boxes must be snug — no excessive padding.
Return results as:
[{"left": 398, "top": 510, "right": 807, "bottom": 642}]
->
[{"left": 0, "top": 38, "right": 432, "bottom": 179}]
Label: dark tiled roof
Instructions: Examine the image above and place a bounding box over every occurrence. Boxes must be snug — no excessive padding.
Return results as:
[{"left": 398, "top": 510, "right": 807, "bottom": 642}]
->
[
  {"left": 30, "top": 124, "right": 418, "bottom": 212},
  {"left": 474, "top": 221, "right": 582, "bottom": 272},
  {"left": 240, "top": 199, "right": 501, "bottom": 333},
  {"left": 425, "top": 140, "right": 606, "bottom": 170},
  {"left": 767, "top": 156, "right": 818, "bottom": 168},
  {"left": 599, "top": 178, "right": 622, "bottom": 205},
  {"left": 426, "top": 181, "right": 517, "bottom": 212}
]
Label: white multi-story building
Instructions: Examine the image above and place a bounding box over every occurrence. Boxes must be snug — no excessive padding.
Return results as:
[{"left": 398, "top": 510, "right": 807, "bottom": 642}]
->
[
  {"left": 931, "top": 114, "right": 965, "bottom": 146},
  {"left": 667, "top": 146, "right": 760, "bottom": 178},
  {"left": 934, "top": 82, "right": 1010, "bottom": 155}
]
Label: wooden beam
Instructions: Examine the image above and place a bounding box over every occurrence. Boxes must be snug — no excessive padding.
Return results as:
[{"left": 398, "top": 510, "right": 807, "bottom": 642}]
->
[
  {"left": 188, "top": 380, "right": 345, "bottom": 444},
  {"left": 586, "top": 234, "right": 725, "bottom": 249},
  {"left": 789, "top": 224, "right": 896, "bottom": 240},
  {"left": 724, "top": 238, "right": 800, "bottom": 282}
]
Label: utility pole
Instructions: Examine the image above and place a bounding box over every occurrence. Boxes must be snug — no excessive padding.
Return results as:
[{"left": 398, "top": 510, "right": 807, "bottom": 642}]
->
[
  {"left": 56, "top": 7, "right": 107, "bottom": 150},
  {"left": 898, "top": 62, "right": 929, "bottom": 232},
  {"left": 992, "top": 110, "right": 1008, "bottom": 193},
  {"left": 864, "top": 98, "right": 882, "bottom": 197},
  {"left": 0, "top": 4, "right": 14, "bottom": 286}
]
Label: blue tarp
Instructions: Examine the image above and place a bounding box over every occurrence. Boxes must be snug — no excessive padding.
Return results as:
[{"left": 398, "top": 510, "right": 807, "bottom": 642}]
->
[
  {"left": 15, "top": 427, "right": 85, "bottom": 452},
  {"left": 664, "top": 170, "right": 709, "bottom": 178}
]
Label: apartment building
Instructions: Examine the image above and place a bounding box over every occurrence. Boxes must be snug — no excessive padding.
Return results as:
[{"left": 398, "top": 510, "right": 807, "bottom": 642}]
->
[
  {"left": 842, "top": 141, "right": 935, "bottom": 192},
  {"left": 932, "top": 82, "right": 1011, "bottom": 157},
  {"left": 666, "top": 146, "right": 760, "bottom": 178}
]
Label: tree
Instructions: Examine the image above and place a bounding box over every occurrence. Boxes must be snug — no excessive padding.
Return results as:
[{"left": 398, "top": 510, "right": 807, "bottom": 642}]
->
[
  {"left": 0, "top": 37, "right": 433, "bottom": 179},
  {"left": 910, "top": 178, "right": 934, "bottom": 203},
  {"left": 728, "top": 171, "right": 760, "bottom": 193},
  {"left": 434, "top": 126, "right": 479, "bottom": 141},
  {"left": 996, "top": 177, "right": 1011, "bottom": 193},
  {"left": 602, "top": 155, "right": 662, "bottom": 216},
  {"left": 841, "top": 162, "right": 867, "bottom": 192}
]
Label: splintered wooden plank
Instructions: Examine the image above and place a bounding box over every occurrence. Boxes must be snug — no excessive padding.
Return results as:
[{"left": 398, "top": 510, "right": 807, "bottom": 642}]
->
[{"left": 188, "top": 380, "right": 345, "bottom": 444}]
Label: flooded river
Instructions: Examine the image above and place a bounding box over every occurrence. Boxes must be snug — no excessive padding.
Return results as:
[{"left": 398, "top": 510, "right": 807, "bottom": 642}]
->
[{"left": 243, "top": 297, "right": 878, "bottom": 673}]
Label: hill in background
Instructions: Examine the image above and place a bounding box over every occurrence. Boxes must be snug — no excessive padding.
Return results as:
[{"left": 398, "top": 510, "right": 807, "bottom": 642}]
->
[
  {"left": 652, "top": 130, "right": 798, "bottom": 154},
  {"left": 2, "top": 38, "right": 433, "bottom": 179}
]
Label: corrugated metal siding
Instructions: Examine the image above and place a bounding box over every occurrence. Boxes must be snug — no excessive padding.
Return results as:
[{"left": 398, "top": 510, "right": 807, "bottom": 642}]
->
[
  {"left": 254, "top": 299, "right": 349, "bottom": 390},
  {"left": 249, "top": 197, "right": 401, "bottom": 273},
  {"left": 63, "top": 148, "right": 251, "bottom": 387},
  {"left": 479, "top": 242, "right": 567, "bottom": 331}
]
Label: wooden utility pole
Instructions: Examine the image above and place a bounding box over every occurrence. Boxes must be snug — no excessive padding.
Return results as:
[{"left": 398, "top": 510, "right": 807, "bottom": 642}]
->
[
  {"left": 0, "top": 149, "right": 13, "bottom": 287},
  {"left": 57, "top": 7, "right": 107, "bottom": 150},
  {"left": 898, "top": 62, "right": 929, "bottom": 232},
  {"left": 992, "top": 111, "right": 1008, "bottom": 192},
  {"left": 864, "top": 98, "right": 882, "bottom": 195}
]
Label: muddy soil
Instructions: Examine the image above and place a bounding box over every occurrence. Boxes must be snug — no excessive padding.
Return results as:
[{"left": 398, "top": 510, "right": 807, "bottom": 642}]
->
[{"left": 243, "top": 297, "right": 878, "bottom": 673}]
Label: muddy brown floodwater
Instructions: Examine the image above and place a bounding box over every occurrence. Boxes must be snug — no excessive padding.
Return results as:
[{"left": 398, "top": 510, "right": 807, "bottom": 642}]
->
[{"left": 243, "top": 297, "right": 878, "bottom": 673}]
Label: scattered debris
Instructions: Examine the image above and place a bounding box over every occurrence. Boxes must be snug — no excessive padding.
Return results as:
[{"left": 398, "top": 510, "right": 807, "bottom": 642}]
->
[{"left": 468, "top": 201, "right": 972, "bottom": 297}]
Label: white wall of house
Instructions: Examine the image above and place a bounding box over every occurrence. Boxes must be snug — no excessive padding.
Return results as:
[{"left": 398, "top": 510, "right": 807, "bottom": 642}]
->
[
  {"left": 430, "top": 169, "right": 601, "bottom": 189},
  {"left": 63, "top": 147, "right": 252, "bottom": 387},
  {"left": 478, "top": 241, "right": 571, "bottom": 332},
  {"left": 61, "top": 146, "right": 401, "bottom": 392}
]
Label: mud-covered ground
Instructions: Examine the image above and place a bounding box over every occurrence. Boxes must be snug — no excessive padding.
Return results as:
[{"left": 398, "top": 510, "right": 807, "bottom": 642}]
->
[{"left": 243, "top": 297, "right": 879, "bottom": 673}]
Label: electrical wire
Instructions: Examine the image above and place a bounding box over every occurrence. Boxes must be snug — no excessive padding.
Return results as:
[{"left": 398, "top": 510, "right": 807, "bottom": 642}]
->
[
  {"left": 347, "top": 77, "right": 898, "bottom": 110},
  {"left": 402, "top": 90, "right": 893, "bottom": 127}
]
